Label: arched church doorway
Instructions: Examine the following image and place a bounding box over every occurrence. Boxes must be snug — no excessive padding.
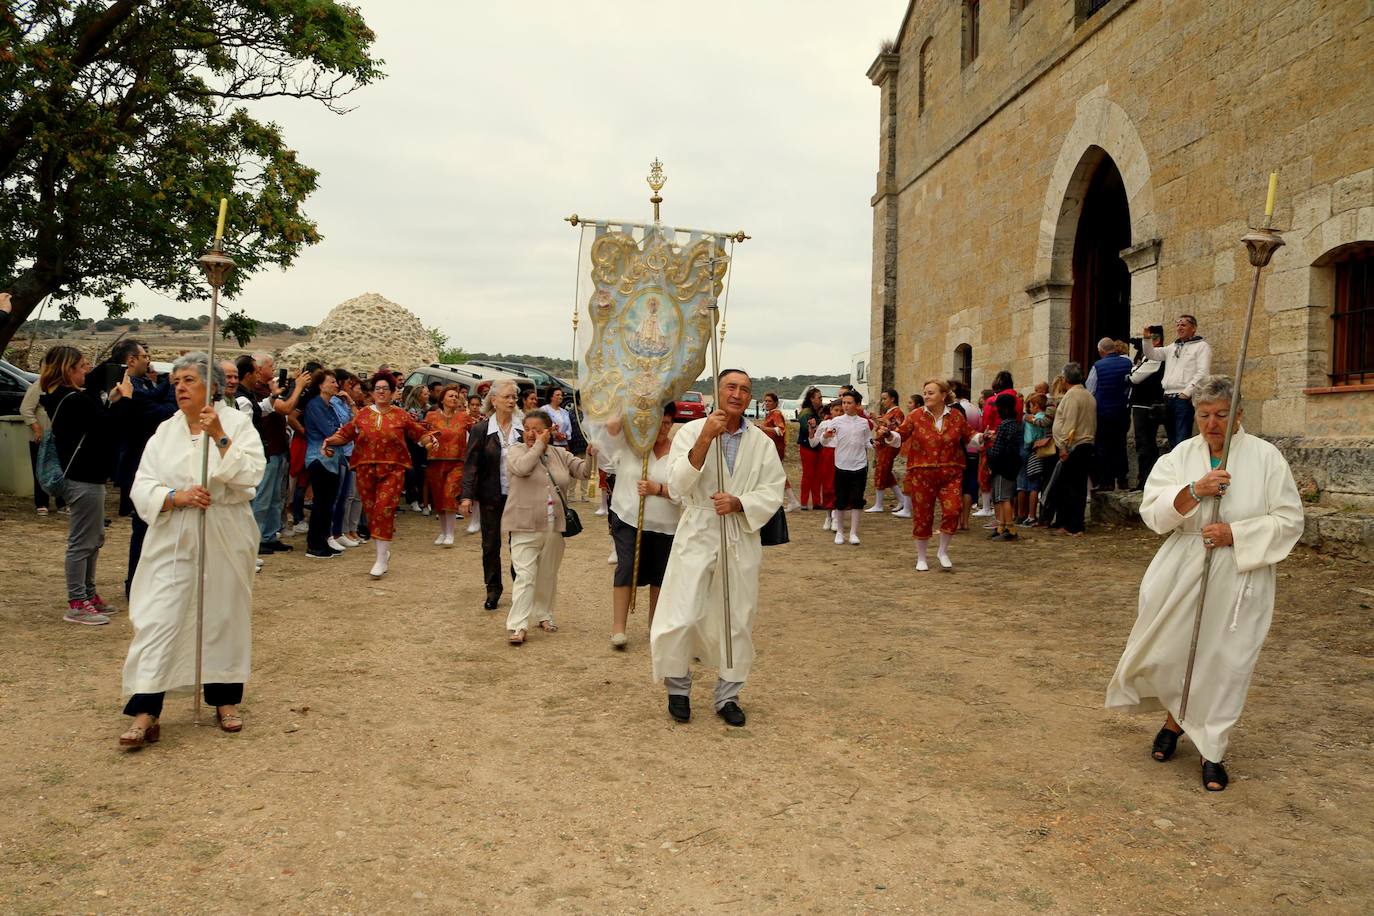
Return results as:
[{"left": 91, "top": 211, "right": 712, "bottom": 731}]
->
[{"left": 1069, "top": 151, "right": 1132, "bottom": 370}]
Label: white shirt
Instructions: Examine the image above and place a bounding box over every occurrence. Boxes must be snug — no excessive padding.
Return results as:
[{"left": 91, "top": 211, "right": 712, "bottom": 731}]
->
[
  {"left": 815, "top": 413, "right": 873, "bottom": 472},
  {"left": 606, "top": 434, "right": 682, "bottom": 536},
  {"left": 1142, "top": 337, "right": 1213, "bottom": 398},
  {"left": 489, "top": 418, "right": 523, "bottom": 495}
]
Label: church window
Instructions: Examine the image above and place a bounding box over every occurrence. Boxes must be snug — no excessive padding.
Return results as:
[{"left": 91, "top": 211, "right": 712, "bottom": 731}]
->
[
  {"left": 1330, "top": 243, "right": 1374, "bottom": 386},
  {"left": 962, "top": 1, "right": 981, "bottom": 66},
  {"left": 919, "top": 38, "right": 933, "bottom": 114},
  {"left": 1077, "top": 0, "right": 1113, "bottom": 25},
  {"left": 954, "top": 344, "right": 973, "bottom": 390}
]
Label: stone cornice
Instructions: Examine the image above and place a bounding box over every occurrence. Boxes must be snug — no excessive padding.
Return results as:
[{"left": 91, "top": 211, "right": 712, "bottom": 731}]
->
[
  {"left": 1025, "top": 279, "right": 1073, "bottom": 300},
  {"left": 867, "top": 52, "right": 900, "bottom": 85},
  {"left": 1120, "top": 238, "right": 1163, "bottom": 273}
]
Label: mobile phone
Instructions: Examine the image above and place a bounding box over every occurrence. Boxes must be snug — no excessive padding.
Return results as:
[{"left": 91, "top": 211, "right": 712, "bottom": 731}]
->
[{"left": 277, "top": 368, "right": 288, "bottom": 388}]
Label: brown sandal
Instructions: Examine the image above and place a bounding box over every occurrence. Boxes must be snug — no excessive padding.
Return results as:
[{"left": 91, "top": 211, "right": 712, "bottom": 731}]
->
[
  {"left": 508, "top": 628, "right": 526, "bottom": 645},
  {"left": 119, "top": 717, "right": 161, "bottom": 748},
  {"left": 215, "top": 707, "right": 243, "bottom": 733},
  {"left": 538, "top": 620, "right": 558, "bottom": 633}
]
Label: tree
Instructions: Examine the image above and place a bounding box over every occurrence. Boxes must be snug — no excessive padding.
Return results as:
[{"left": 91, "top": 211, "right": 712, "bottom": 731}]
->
[{"left": 0, "top": 2, "right": 384, "bottom": 351}]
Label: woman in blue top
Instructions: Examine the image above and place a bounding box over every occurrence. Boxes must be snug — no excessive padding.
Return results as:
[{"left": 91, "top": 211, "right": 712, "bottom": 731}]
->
[{"left": 303, "top": 369, "right": 344, "bottom": 559}]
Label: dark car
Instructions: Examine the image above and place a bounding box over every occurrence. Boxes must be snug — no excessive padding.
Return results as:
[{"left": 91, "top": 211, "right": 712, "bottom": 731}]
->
[
  {"left": 465, "top": 360, "right": 575, "bottom": 405},
  {"left": 674, "top": 389, "right": 707, "bottom": 422},
  {"left": 0, "top": 359, "right": 37, "bottom": 417}
]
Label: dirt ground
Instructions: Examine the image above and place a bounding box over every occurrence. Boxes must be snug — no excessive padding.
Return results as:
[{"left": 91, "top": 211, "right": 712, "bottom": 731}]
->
[{"left": 2, "top": 461, "right": 1372, "bottom": 914}]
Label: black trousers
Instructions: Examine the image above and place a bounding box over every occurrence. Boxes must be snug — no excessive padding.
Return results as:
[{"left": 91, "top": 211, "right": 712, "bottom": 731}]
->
[
  {"left": 1095, "top": 411, "right": 1130, "bottom": 489},
  {"left": 1132, "top": 407, "right": 1162, "bottom": 489},
  {"left": 125, "top": 510, "right": 148, "bottom": 598},
  {"left": 306, "top": 463, "right": 340, "bottom": 553},
  {"left": 1049, "top": 444, "right": 1093, "bottom": 534},
  {"left": 124, "top": 683, "right": 243, "bottom": 717},
  {"left": 479, "top": 495, "right": 507, "bottom": 599}
]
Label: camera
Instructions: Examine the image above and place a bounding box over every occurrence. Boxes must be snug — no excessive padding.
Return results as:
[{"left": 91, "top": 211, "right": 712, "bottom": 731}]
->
[{"left": 1129, "top": 325, "right": 1165, "bottom": 349}]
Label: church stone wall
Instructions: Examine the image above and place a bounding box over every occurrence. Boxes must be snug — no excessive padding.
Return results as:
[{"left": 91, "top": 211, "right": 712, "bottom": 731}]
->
[{"left": 870, "top": 0, "right": 1373, "bottom": 455}]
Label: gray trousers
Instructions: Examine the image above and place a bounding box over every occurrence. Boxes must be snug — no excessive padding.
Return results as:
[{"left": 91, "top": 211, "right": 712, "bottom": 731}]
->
[
  {"left": 664, "top": 674, "right": 743, "bottom": 711},
  {"left": 63, "top": 480, "right": 105, "bottom": 602},
  {"left": 251, "top": 453, "right": 286, "bottom": 543}
]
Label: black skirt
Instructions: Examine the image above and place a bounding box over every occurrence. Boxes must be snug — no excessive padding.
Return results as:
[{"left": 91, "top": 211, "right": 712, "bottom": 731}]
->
[{"left": 609, "top": 510, "right": 674, "bottom": 587}]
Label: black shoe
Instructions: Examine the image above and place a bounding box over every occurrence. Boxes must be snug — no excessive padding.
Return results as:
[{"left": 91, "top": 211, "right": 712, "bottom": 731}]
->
[
  {"left": 987, "top": 528, "right": 1004, "bottom": 539},
  {"left": 1001, "top": 531, "right": 1019, "bottom": 541},
  {"left": 305, "top": 549, "right": 337, "bottom": 559},
  {"left": 329, "top": 547, "right": 345, "bottom": 556},
  {"left": 482, "top": 595, "right": 499, "bottom": 611},
  {"left": 1152, "top": 725, "right": 1182, "bottom": 761},
  {"left": 716, "top": 701, "right": 746, "bottom": 727},
  {"left": 269, "top": 540, "right": 293, "bottom": 552},
  {"left": 258, "top": 541, "right": 278, "bottom": 555},
  {"left": 1202, "top": 759, "right": 1229, "bottom": 791},
  {"left": 668, "top": 695, "right": 691, "bottom": 722}
]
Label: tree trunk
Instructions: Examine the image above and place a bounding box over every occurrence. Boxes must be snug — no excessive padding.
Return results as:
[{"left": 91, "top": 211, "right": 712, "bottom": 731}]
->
[{"left": 0, "top": 269, "right": 61, "bottom": 353}]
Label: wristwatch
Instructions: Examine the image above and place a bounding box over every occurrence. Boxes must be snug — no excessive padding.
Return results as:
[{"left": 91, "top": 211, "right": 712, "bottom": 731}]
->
[{"left": 217, "top": 435, "right": 230, "bottom": 448}]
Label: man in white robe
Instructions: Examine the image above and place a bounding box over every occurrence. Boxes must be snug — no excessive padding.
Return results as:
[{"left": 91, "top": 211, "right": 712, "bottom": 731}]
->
[
  {"left": 121, "top": 359, "right": 265, "bottom": 741},
  {"left": 650, "top": 370, "right": 785, "bottom": 726},
  {"left": 1105, "top": 380, "right": 1302, "bottom": 790}
]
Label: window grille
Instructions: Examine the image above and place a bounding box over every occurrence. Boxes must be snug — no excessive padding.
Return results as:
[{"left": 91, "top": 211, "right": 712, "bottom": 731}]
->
[{"left": 1331, "top": 246, "right": 1374, "bottom": 386}]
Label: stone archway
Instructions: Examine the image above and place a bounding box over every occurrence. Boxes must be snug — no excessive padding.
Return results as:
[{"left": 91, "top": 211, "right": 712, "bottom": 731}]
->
[{"left": 1026, "top": 89, "right": 1160, "bottom": 383}]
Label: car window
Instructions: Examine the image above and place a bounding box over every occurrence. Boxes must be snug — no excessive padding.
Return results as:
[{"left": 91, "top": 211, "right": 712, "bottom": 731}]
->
[
  {"left": 404, "top": 372, "right": 425, "bottom": 389},
  {"left": 683, "top": 391, "right": 702, "bottom": 402}
]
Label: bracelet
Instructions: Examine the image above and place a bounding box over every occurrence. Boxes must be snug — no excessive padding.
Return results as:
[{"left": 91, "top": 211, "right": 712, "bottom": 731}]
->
[
  {"left": 167, "top": 488, "right": 177, "bottom": 510},
  {"left": 1188, "top": 481, "right": 1199, "bottom": 502}
]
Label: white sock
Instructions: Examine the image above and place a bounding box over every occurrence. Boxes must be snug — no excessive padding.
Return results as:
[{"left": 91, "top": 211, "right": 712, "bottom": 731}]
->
[
  {"left": 832, "top": 510, "right": 840, "bottom": 529},
  {"left": 376, "top": 540, "right": 390, "bottom": 562},
  {"left": 980, "top": 492, "right": 992, "bottom": 512},
  {"left": 849, "top": 511, "right": 859, "bottom": 538},
  {"left": 938, "top": 532, "right": 952, "bottom": 558},
  {"left": 916, "top": 539, "right": 928, "bottom": 564}
]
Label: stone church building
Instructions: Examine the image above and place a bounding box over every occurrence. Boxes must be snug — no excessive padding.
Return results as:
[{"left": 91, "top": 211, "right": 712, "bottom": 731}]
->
[{"left": 867, "top": 0, "right": 1372, "bottom": 507}]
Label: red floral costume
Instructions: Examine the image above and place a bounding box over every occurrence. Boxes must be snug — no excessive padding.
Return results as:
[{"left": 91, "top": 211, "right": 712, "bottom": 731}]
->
[
  {"left": 890, "top": 406, "right": 970, "bottom": 539},
  {"left": 873, "top": 406, "right": 905, "bottom": 490},
  {"left": 330, "top": 405, "right": 431, "bottom": 541},
  {"left": 423, "top": 408, "right": 472, "bottom": 514}
]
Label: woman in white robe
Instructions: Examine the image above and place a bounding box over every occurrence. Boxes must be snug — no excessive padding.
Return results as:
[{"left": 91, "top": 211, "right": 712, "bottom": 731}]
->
[
  {"left": 650, "top": 371, "right": 786, "bottom": 727},
  {"left": 1105, "top": 375, "right": 1302, "bottom": 791},
  {"left": 119, "top": 353, "right": 265, "bottom": 748}
]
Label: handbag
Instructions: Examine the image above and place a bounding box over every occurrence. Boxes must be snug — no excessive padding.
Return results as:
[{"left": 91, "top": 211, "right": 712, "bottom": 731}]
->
[
  {"left": 541, "top": 456, "right": 583, "bottom": 538},
  {"left": 1033, "top": 436, "right": 1056, "bottom": 459},
  {"left": 760, "top": 506, "right": 789, "bottom": 547}
]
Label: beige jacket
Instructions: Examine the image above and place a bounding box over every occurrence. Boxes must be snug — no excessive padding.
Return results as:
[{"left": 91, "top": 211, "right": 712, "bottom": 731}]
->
[
  {"left": 1052, "top": 384, "right": 1097, "bottom": 451},
  {"left": 501, "top": 440, "right": 592, "bottom": 533}
]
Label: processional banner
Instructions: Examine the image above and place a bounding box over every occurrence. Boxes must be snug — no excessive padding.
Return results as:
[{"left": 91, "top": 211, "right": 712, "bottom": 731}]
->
[{"left": 578, "top": 223, "right": 728, "bottom": 456}]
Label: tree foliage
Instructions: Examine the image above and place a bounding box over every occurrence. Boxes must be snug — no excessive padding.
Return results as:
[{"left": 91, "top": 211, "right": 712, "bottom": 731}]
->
[{"left": 0, "top": 1, "right": 383, "bottom": 350}]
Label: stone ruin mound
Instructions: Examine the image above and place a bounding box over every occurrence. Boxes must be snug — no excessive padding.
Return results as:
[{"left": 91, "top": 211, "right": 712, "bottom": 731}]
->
[{"left": 280, "top": 292, "right": 437, "bottom": 375}]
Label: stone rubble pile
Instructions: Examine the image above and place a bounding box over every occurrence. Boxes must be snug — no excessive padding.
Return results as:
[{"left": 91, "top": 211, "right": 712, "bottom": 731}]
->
[{"left": 280, "top": 292, "right": 437, "bottom": 375}]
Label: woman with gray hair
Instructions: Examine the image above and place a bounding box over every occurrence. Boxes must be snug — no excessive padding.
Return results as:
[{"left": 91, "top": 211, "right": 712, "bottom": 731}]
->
[
  {"left": 1105, "top": 375, "right": 1303, "bottom": 791},
  {"left": 460, "top": 379, "right": 522, "bottom": 610},
  {"left": 118, "top": 352, "right": 267, "bottom": 747}
]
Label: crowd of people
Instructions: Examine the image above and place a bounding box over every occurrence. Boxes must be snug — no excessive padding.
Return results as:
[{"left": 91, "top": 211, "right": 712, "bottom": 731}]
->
[{"left": 11, "top": 307, "right": 1307, "bottom": 791}]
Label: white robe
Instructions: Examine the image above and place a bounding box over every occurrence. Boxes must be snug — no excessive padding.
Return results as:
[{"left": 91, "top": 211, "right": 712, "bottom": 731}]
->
[
  {"left": 122, "top": 406, "right": 265, "bottom": 697},
  {"left": 650, "top": 419, "right": 786, "bottom": 684},
  {"left": 1104, "top": 428, "right": 1303, "bottom": 761}
]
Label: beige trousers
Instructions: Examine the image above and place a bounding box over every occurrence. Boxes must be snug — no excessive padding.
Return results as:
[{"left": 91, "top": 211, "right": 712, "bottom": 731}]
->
[{"left": 507, "top": 528, "right": 564, "bottom": 633}]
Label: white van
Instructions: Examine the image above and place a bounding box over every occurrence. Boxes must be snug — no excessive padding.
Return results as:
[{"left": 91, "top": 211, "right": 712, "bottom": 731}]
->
[{"left": 850, "top": 350, "right": 870, "bottom": 406}]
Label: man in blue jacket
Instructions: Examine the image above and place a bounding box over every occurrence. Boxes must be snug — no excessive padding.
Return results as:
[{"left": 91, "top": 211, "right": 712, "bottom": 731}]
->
[{"left": 1085, "top": 337, "right": 1133, "bottom": 492}]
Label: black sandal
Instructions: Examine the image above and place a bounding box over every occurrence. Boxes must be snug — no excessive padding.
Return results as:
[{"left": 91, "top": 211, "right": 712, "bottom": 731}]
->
[
  {"left": 1202, "top": 760, "right": 1229, "bottom": 792},
  {"left": 1151, "top": 726, "right": 1182, "bottom": 761}
]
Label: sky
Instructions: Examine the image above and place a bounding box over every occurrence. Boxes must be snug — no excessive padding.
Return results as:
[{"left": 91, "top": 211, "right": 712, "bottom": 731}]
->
[{"left": 83, "top": 1, "right": 902, "bottom": 378}]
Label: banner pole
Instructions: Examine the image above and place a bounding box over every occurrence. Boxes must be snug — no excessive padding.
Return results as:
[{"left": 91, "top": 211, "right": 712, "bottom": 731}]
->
[{"left": 706, "top": 242, "right": 734, "bottom": 669}]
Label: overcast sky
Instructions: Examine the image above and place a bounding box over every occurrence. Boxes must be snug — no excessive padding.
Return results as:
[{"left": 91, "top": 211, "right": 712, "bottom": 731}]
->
[{"left": 88, "top": 1, "right": 900, "bottom": 378}]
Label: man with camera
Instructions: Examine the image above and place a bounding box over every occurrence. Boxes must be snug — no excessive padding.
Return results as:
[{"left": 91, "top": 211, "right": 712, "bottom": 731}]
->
[
  {"left": 1129, "top": 326, "right": 1167, "bottom": 488},
  {"left": 1141, "top": 315, "right": 1213, "bottom": 449}
]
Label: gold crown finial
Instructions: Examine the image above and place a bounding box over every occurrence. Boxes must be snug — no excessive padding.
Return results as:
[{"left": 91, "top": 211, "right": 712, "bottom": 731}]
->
[{"left": 647, "top": 158, "right": 666, "bottom": 222}]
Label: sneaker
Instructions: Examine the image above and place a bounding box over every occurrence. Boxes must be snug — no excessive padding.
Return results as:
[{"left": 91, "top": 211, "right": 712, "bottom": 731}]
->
[
  {"left": 864, "top": 504, "right": 885, "bottom": 513},
  {"left": 88, "top": 594, "right": 118, "bottom": 615},
  {"left": 594, "top": 507, "right": 607, "bottom": 517},
  {"left": 255, "top": 558, "right": 264, "bottom": 571},
  {"left": 834, "top": 530, "right": 845, "bottom": 546},
  {"left": 64, "top": 600, "right": 110, "bottom": 626},
  {"left": 410, "top": 501, "right": 423, "bottom": 513},
  {"left": 292, "top": 521, "right": 310, "bottom": 534},
  {"left": 442, "top": 533, "right": 454, "bottom": 547},
  {"left": 465, "top": 521, "right": 479, "bottom": 534},
  {"left": 1021, "top": 517, "right": 1038, "bottom": 529},
  {"left": 822, "top": 515, "right": 832, "bottom": 531},
  {"left": 434, "top": 532, "right": 447, "bottom": 546},
  {"left": 915, "top": 559, "right": 929, "bottom": 572},
  {"left": 327, "top": 537, "right": 347, "bottom": 551},
  {"left": 893, "top": 508, "right": 912, "bottom": 518},
  {"left": 338, "top": 535, "right": 360, "bottom": 548},
  {"left": 422, "top": 506, "right": 431, "bottom": 516},
  {"left": 36, "top": 507, "right": 48, "bottom": 516},
  {"left": 269, "top": 540, "right": 293, "bottom": 552},
  {"left": 607, "top": 548, "right": 617, "bottom": 565},
  {"left": 972, "top": 507, "right": 995, "bottom": 517},
  {"left": 278, "top": 527, "right": 295, "bottom": 539},
  {"left": 938, "top": 553, "right": 953, "bottom": 570},
  {"left": 848, "top": 533, "right": 860, "bottom": 545},
  {"left": 305, "top": 549, "right": 337, "bottom": 559}
]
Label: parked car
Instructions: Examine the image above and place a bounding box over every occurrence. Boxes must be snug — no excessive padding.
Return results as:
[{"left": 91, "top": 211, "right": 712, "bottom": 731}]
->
[
  {"left": 0, "top": 358, "right": 37, "bottom": 416},
  {"left": 402, "top": 363, "right": 535, "bottom": 402},
  {"left": 778, "top": 397, "right": 801, "bottom": 420},
  {"left": 674, "top": 389, "right": 708, "bottom": 422},
  {"left": 464, "top": 360, "right": 575, "bottom": 405}
]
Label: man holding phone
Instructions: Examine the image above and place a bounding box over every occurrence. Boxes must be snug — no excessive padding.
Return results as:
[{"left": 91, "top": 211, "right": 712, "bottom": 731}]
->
[{"left": 244, "top": 352, "right": 309, "bottom": 553}]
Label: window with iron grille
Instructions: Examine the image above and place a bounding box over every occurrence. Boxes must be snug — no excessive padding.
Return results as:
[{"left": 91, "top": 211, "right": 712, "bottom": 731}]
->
[{"left": 1331, "top": 244, "right": 1374, "bottom": 386}]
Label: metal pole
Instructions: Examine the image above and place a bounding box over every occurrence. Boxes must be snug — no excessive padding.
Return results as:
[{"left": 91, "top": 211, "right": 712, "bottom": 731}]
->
[
  {"left": 706, "top": 243, "right": 734, "bottom": 669},
  {"left": 629, "top": 452, "right": 649, "bottom": 612},
  {"left": 1177, "top": 224, "right": 1283, "bottom": 722}
]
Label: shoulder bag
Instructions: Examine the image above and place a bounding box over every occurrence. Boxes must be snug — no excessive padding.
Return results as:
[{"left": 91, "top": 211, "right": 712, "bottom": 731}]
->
[{"left": 541, "top": 453, "right": 583, "bottom": 538}]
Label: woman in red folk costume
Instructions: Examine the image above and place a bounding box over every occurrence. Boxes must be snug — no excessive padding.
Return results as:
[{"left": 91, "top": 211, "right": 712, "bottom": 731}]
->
[
  {"left": 867, "top": 387, "right": 909, "bottom": 516},
  {"left": 882, "top": 378, "right": 970, "bottom": 572},
  {"left": 324, "top": 373, "right": 437, "bottom": 578},
  {"left": 759, "top": 392, "right": 799, "bottom": 512},
  {"left": 424, "top": 384, "right": 473, "bottom": 547}
]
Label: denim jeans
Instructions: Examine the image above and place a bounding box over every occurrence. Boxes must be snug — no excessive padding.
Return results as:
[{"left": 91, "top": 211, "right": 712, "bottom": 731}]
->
[
  {"left": 1165, "top": 397, "right": 1195, "bottom": 450},
  {"left": 252, "top": 453, "right": 286, "bottom": 543},
  {"left": 331, "top": 457, "right": 352, "bottom": 537}
]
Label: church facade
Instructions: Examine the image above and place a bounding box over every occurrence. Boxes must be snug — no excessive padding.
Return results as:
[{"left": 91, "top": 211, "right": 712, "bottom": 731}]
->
[{"left": 868, "top": 0, "right": 1373, "bottom": 505}]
